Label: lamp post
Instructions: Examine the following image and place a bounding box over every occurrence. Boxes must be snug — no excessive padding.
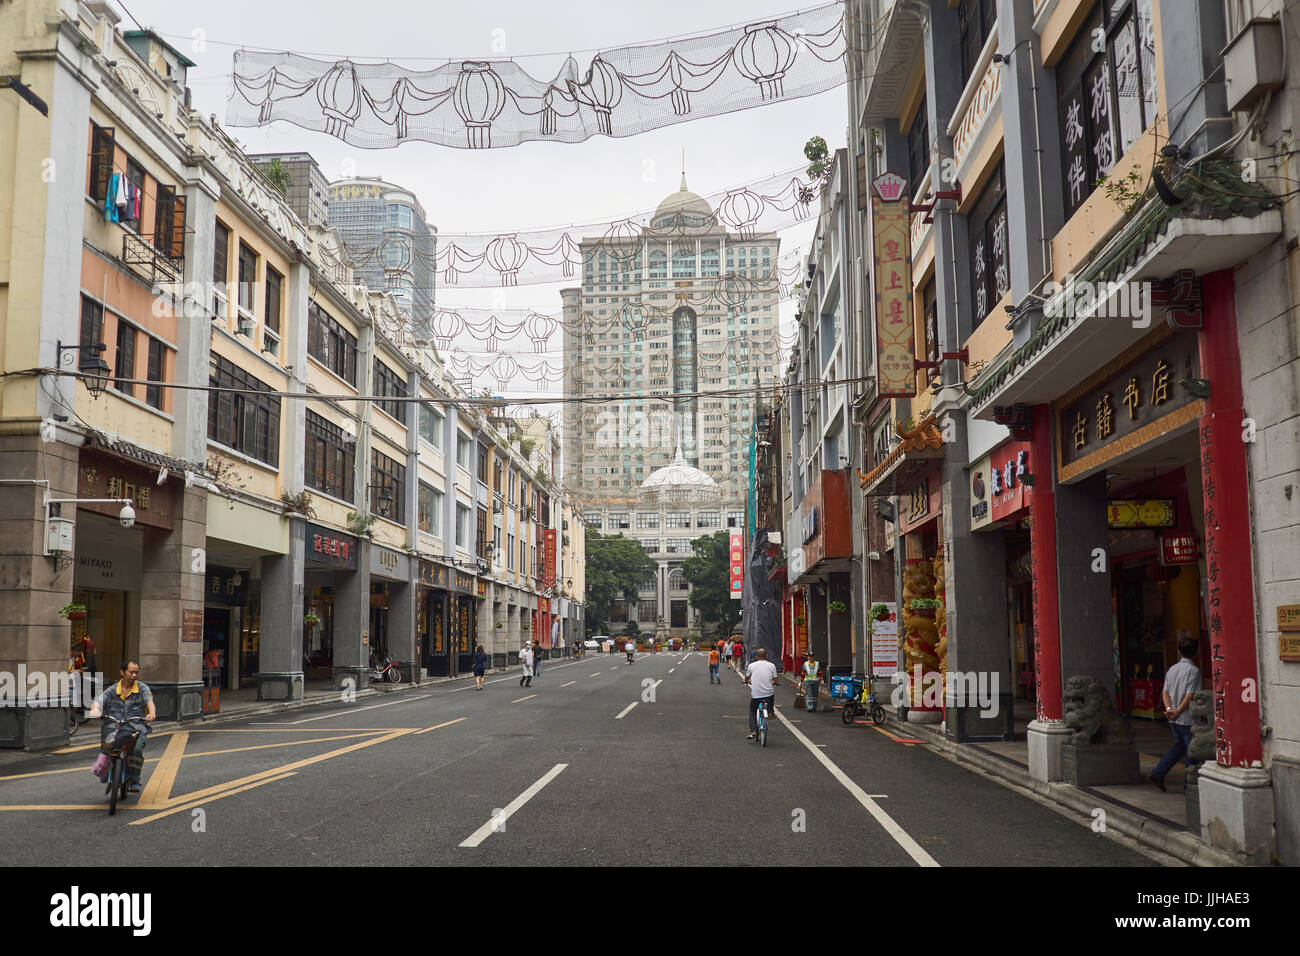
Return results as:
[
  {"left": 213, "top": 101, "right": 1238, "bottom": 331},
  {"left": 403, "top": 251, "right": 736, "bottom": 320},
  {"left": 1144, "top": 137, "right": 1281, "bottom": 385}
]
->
[{"left": 55, "top": 340, "right": 111, "bottom": 398}]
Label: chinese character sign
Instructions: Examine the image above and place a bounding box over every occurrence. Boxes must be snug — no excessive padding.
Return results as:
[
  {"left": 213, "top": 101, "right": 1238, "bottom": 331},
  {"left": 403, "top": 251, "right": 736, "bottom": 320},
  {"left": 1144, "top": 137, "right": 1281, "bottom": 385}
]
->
[
  {"left": 543, "top": 529, "right": 557, "bottom": 589},
  {"left": 871, "top": 172, "right": 916, "bottom": 398},
  {"left": 729, "top": 530, "right": 744, "bottom": 600}
]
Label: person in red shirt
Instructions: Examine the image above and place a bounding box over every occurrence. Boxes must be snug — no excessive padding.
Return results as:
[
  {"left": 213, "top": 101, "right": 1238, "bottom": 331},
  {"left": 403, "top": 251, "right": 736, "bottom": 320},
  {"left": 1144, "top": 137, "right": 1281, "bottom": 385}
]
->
[{"left": 731, "top": 640, "right": 744, "bottom": 669}]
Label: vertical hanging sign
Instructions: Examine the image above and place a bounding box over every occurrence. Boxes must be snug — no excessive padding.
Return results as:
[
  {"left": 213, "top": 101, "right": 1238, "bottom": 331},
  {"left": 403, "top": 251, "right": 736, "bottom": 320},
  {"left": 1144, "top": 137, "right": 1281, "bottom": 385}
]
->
[
  {"left": 871, "top": 171, "right": 916, "bottom": 397},
  {"left": 543, "top": 528, "right": 557, "bottom": 589},
  {"left": 729, "top": 530, "right": 744, "bottom": 600}
]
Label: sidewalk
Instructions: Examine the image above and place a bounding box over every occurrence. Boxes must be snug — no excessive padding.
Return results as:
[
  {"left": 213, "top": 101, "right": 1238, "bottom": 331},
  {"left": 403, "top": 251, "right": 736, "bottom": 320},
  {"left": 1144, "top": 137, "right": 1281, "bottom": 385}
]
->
[
  {"left": 769, "top": 673, "right": 1239, "bottom": 867},
  {"left": 0, "top": 661, "right": 547, "bottom": 769}
]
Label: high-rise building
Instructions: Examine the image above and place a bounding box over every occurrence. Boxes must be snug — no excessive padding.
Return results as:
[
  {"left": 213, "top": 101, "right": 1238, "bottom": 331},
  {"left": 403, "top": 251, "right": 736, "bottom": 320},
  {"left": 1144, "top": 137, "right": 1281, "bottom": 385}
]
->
[
  {"left": 249, "top": 152, "right": 330, "bottom": 227},
  {"left": 326, "top": 177, "right": 437, "bottom": 322},
  {"left": 561, "top": 176, "right": 780, "bottom": 638}
]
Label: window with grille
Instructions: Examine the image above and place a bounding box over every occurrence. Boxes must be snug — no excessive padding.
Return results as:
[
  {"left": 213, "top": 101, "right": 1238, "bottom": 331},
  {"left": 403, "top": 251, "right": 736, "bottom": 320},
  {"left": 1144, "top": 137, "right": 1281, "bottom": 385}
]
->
[
  {"left": 307, "top": 302, "right": 358, "bottom": 385},
  {"left": 113, "top": 321, "right": 136, "bottom": 398},
  {"left": 208, "top": 353, "right": 281, "bottom": 465},
  {"left": 373, "top": 359, "right": 407, "bottom": 424},
  {"left": 145, "top": 337, "right": 166, "bottom": 410},
  {"left": 305, "top": 410, "right": 354, "bottom": 501},
  {"left": 371, "top": 449, "right": 406, "bottom": 524}
]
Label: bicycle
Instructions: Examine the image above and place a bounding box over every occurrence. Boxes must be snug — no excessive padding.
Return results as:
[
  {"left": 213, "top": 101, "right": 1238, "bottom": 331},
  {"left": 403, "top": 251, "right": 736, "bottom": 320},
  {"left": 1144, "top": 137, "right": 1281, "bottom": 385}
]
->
[
  {"left": 368, "top": 655, "right": 403, "bottom": 684},
  {"left": 842, "top": 683, "right": 885, "bottom": 726},
  {"left": 99, "top": 715, "right": 147, "bottom": 815},
  {"left": 756, "top": 698, "right": 772, "bottom": 747}
]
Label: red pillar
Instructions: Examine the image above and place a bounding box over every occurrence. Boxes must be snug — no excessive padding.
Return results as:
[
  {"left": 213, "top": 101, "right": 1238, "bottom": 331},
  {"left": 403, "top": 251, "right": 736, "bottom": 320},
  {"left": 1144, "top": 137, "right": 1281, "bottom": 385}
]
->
[
  {"left": 1198, "top": 270, "right": 1263, "bottom": 768},
  {"left": 1029, "top": 403, "right": 1063, "bottom": 722}
]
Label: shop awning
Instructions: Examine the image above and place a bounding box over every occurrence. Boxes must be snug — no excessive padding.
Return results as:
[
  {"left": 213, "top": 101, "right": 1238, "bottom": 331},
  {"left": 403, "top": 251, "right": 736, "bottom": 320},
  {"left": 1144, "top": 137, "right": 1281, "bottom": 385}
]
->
[
  {"left": 83, "top": 430, "right": 204, "bottom": 477},
  {"left": 968, "top": 160, "right": 1281, "bottom": 419},
  {"left": 858, "top": 414, "right": 945, "bottom": 497}
]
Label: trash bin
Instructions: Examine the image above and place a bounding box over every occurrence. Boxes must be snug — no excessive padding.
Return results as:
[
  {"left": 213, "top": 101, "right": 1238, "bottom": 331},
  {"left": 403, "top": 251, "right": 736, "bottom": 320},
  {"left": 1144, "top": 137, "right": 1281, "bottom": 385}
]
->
[{"left": 202, "top": 668, "right": 220, "bottom": 714}]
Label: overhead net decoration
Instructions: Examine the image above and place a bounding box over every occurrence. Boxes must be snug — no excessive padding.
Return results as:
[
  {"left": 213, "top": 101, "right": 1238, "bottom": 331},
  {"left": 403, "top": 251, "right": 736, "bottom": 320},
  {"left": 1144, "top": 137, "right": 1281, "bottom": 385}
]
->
[{"left": 228, "top": 2, "right": 849, "bottom": 150}]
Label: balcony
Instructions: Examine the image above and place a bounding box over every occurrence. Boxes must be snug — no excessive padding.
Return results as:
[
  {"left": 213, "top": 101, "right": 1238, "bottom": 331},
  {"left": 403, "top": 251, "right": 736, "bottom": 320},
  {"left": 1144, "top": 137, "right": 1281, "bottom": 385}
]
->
[{"left": 121, "top": 231, "right": 182, "bottom": 284}]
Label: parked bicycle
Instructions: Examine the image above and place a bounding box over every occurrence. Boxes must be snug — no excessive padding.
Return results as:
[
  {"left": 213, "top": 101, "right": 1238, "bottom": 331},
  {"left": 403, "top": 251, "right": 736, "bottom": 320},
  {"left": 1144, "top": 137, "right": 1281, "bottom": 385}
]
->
[
  {"left": 842, "top": 683, "right": 886, "bottom": 726},
  {"left": 368, "top": 655, "right": 403, "bottom": 684},
  {"left": 97, "top": 715, "right": 146, "bottom": 815}
]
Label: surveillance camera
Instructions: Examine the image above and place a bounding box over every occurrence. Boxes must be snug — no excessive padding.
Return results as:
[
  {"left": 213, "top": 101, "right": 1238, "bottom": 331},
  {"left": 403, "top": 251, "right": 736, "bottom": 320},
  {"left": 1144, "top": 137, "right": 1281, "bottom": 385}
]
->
[{"left": 119, "top": 503, "right": 136, "bottom": 528}]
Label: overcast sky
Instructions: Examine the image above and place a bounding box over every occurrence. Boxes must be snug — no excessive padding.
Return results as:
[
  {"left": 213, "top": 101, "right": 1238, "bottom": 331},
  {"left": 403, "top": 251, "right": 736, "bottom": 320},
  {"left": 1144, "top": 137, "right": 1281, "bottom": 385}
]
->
[{"left": 119, "top": 0, "right": 850, "bottom": 399}]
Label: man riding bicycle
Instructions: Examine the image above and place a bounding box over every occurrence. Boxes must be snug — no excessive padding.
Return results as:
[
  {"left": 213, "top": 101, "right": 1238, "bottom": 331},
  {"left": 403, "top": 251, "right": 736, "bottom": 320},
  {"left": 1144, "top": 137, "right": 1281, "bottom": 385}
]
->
[
  {"left": 86, "top": 660, "right": 156, "bottom": 792},
  {"left": 743, "top": 648, "right": 778, "bottom": 741}
]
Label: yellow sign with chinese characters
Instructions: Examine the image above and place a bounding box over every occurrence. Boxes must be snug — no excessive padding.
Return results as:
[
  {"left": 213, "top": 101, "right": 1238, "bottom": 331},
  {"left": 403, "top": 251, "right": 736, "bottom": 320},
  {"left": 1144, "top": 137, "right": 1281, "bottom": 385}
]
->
[{"left": 871, "top": 172, "right": 915, "bottom": 397}]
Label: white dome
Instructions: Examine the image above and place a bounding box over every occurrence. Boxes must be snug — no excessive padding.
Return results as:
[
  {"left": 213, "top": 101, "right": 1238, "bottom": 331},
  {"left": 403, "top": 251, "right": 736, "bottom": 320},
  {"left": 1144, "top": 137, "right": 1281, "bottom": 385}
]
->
[
  {"left": 651, "top": 176, "right": 715, "bottom": 231},
  {"left": 640, "top": 447, "right": 720, "bottom": 504}
]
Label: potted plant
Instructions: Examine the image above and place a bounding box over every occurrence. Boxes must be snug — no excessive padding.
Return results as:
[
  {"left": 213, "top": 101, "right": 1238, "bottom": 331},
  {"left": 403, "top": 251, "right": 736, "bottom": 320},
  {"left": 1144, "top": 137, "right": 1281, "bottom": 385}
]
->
[
  {"left": 303, "top": 612, "right": 321, "bottom": 628},
  {"left": 495, "top": 622, "right": 504, "bottom": 629},
  {"left": 59, "top": 602, "right": 87, "bottom": 621},
  {"left": 871, "top": 603, "right": 890, "bottom": 622},
  {"left": 828, "top": 600, "right": 848, "bottom": 615},
  {"left": 907, "top": 597, "right": 942, "bottom": 616},
  {"left": 794, "top": 615, "right": 805, "bottom": 626}
]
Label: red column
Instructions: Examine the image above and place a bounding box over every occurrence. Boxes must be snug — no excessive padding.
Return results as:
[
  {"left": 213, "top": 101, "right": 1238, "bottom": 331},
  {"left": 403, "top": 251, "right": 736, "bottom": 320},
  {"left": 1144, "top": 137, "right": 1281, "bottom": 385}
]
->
[
  {"left": 1029, "top": 403, "right": 1063, "bottom": 722},
  {"left": 1198, "top": 270, "right": 1263, "bottom": 768}
]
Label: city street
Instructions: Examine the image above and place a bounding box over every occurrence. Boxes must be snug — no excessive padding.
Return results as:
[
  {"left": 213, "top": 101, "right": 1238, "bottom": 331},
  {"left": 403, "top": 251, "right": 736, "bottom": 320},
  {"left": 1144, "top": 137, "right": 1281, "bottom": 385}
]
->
[{"left": 0, "top": 654, "right": 1156, "bottom": 867}]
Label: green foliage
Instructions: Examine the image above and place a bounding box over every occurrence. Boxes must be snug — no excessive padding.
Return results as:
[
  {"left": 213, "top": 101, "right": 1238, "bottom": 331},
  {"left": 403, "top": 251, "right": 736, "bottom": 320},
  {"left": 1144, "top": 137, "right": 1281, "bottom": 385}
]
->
[
  {"left": 908, "top": 597, "right": 943, "bottom": 610},
  {"left": 623, "top": 620, "right": 641, "bottom": 641},
  {"left": 262, "top": 158, "right": 293, "bottom": 196},
  {"left": 680, "top": 530, "right": 741, "bottom": 637},
  {"left": 346, "top": 511, "right": 378, "bottom": 536},
  {"left": 303, "top": 612, "right": 320, "bottom": 626},
  {"left": 584, "top": 527, "right": 658, "bottom": 634},
  {"left": 519, "top": 438, "right": 537, "bottom": 459},
  {"left": 828, "top": 600, "right": 847, "bottom": 614},
  {"left": 804, "top": 135, "right": 831, "bottom": 182},
  {"left": 59, "top": 602, "right": 87, "bottom": 618}
]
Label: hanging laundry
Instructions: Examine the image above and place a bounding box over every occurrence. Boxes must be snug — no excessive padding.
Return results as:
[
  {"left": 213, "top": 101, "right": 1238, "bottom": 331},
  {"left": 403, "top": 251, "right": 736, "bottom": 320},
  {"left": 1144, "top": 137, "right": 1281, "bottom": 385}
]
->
[
  {"left": 115, "top": 175, "right": 128, "bottom": 210},
  {"left": 132, "top": 182, "right": 142, "bottom": 222},
  {"left": 104, "top": 172, "right": 120, "bottom": 223},
  {"left": 120, "top": 181, "right": 138, "bottom": 224}
]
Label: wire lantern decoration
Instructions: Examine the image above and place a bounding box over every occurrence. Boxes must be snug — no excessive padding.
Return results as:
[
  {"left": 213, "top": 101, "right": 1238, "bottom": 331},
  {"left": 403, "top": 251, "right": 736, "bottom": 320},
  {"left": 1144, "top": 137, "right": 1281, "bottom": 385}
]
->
[{"left": 228, "top": 3, "right": 850, "bottom": 150}]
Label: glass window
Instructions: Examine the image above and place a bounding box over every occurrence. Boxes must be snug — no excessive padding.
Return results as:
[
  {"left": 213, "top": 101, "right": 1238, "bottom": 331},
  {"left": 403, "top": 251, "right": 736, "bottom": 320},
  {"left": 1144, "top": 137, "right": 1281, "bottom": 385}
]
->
[
  {"left": 307, "top": 303, "right": 358, "bottom": 385},
  {"left": 370, "top": 449, "right": 406, "bottom": 525},
  {"left": 1057, "top": 1, "right": 1157, "bottom": 220},
  {"left": 967, "top": 161, "right": 1009, "bottom": 329},
  {"left": 908, "top": 96, "right": 930, "bottom": 195},
  {"left": 648, "top": 250, "right": 667, "bottom": 279},
  {"left": 958, "top": 0, "right": 997, "bottom": 88},
  {"left": 80, "top": 295, "right": 104, "bottom": 356},
  {"left": 726, "top": 511, "right": 744, "bottom": 528},
  {"left": 373, "top": 359, "right": 407, "bottom": 424},
  {"left": 665, "top": 512, "right": 691, "bottom": 528},
  {"left": 608, "top": 513, "right": 629, "bottom": 529},
  {"left": 113, "top": 320, "right": 136, "bottom": 398},
  {"left": 456, "top": 433, "right": 472, "bottom": 472},
  {"left": 305, "top": 410, "right": 355, "bottom": 501},
  {"left": 418, "top": 483, "right": 443, "bottom": 536},
  {"left": 456, "top": 503, "right": 471, "bottom": 549},
  {"left": 208, "top": 353, "right": 280, "bottom": 466},
  {"left": 636, "top": 512, "right": 660, "bottom": 529},
  {"left": 264, "top": 266, "right": 283, "bottom": 336},
  {"left": 145, "top": 337, "right": 166, "bottom": 410},
  {"left": 641, "top": 539, "right": 660, "bottom": 554},
  {"left": 419, "top": 404, "right": 443, "bottom": 449},
  {"left": 237, "top": 241, "right": 257, "bottom": 314}
]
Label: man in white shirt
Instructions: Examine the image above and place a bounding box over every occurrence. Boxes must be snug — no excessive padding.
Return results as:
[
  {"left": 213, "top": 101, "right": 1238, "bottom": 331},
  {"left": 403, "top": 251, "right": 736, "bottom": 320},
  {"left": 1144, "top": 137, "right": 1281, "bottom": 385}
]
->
[
  {"left": 744, "top": 648, "right": 778, "bottom": 740},
  {"left": 519, "top": 644, "right": 534, "bottom": 688},
  {"left": 625, "top": 639, "right": 635, "bottom": 664}
]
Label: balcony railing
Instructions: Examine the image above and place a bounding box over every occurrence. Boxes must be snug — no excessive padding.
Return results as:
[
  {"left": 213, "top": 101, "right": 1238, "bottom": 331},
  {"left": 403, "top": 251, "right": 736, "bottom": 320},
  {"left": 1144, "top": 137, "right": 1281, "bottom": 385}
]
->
[{"left": 122, "top": 231, "right": 182, "bottom": 284}]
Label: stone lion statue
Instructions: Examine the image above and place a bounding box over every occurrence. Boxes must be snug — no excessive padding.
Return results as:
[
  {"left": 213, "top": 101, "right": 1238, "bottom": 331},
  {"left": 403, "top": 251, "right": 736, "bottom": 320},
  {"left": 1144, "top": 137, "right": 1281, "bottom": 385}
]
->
[
  {"left": 1063, "top": 675, "right": 1133, "bottom": 746},
  {"left": 1188, "top": 689, "right": 1215, "bottom": 764}
]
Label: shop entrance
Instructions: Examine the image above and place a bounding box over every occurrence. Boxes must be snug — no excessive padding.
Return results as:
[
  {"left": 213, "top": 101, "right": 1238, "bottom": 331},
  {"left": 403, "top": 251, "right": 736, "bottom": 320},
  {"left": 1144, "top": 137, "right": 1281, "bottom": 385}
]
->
[
  {"left": 203, "top": 607, "right": 231, "bottom": 689},
  {"left": 73, "top": 588, "right": 128, "bottom": 677},
  {"left": 425, "top": 592, "right": 449, "bottom": 677},
  {"left": 670, "top": 600, "right": 687, "bottom": 628}
]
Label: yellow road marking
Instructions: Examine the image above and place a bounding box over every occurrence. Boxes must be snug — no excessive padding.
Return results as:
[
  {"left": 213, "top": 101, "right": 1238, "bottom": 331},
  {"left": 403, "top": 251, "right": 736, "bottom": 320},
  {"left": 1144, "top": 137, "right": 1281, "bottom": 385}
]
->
[
  {"left": 870, "top": 724, "right": 918, "bottom": 747},
  {"left": 162, "top": 727, "right": 417, "bottom": 807},
  {"left": 131, "top": 772, "right": 298, "bottom": 825},
  {"left": 136, "top": 731, "right": 188, "bottom": 809},
  {"left": 0, "top": 759, "right": 157, "bottom": 783},
  {"left": 414, "top": 717, "right": 467, "bottom": 735},
  {"left": 51, "top": 731, "right": 174, "bottom": 755},
  {"left": 190, "top": 727, "right": 420, "bottom": 733},
  {"left": 185, "top": 733, "right": 381, "bottom": 757},
  {"left": 511, "top": 695, "right": 536, "bottom": 703},
  {"left": 560, "top": 681, "right": 576, "bottom": 687}
]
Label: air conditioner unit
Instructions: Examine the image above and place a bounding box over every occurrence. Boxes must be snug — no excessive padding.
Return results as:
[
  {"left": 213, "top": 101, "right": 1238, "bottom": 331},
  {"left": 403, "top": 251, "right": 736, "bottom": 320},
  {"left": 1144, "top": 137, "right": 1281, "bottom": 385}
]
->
[{"left": 46, "top": 517, "right": 74, "bottom": 554}]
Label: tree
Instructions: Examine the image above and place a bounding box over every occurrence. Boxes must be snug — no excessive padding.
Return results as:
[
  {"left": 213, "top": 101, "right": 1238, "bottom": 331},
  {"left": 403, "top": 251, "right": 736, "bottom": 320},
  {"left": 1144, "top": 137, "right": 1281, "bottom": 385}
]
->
[
  {"left": 584, "top": 527, "right": 657, "bottom": 634},
  {"left": 262, "top": 158, "right": 293, "bottom": 196},
  {"left": 623, "top": 620, "right": 641, "bottom": 642},
  {"left": 681, "top": 530, "right": 741, "bottom": 637},
  {"left": 804, "top": 135, "right": 832, "bottom": 183}
]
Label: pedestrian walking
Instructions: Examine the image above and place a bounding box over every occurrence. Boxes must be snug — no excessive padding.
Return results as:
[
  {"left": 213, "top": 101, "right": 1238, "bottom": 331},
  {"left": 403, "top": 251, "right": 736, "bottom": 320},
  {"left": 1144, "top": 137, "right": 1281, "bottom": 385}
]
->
[
  {"left": 519, "top": 643, "right": 534, "bottom": 688},
  {"left": 472, "top": 645, "right": 488, "bottom": 691},
  {"left": 708, "top": 647, "right": 720, "bottom": 684},
  {"left": 724, "top": 638, "right": 733, "bottom": 671},
  {"left": 731, "top": 639, "right": 744, "bottom": 672},
  {"left": 533, "top": 639, "right": 543, "bottom": 678},
  {"left": 802, "top": 652, "right": 821, "bottom": 713},
  {"left": 1150, "top": 637, "right": 1202, "bottom": 791}
]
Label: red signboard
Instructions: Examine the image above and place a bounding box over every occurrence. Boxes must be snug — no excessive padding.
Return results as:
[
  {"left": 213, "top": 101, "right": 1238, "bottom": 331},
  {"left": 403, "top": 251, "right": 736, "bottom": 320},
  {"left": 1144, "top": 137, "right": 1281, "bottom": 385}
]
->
[
  {"left": 1160, "top": 532, "right": 1197, "bottom": 566},
  {"left": 988, "top": 440, "right": 1034, "bottom": 523},
  {"left": 729, "top": 531, "right": 744, "bottom": 600},
  {"left": 543, "top": 529, "right": 557, "bottom": 588}
]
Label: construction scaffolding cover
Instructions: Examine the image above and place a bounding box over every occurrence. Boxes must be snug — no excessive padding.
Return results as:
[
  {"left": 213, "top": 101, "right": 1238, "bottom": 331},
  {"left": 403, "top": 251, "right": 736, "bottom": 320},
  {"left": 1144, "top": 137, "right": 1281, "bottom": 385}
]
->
[{"left": 741, "top": 529, "right": 781, "bottom": 667}]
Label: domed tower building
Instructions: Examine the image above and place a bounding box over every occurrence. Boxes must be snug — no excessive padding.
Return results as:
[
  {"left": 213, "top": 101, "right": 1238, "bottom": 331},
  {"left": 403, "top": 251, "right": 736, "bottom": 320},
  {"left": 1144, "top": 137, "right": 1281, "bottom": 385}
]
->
[{"left": 561, "top": 171, "right": 781, "bottom": 640}]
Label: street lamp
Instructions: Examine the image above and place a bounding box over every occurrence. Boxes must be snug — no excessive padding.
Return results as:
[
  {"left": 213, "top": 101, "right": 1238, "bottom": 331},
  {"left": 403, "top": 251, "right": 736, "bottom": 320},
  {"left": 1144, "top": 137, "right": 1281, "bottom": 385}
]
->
[{"left": 55, "top": 340, "right": 111, "bottom": 398}]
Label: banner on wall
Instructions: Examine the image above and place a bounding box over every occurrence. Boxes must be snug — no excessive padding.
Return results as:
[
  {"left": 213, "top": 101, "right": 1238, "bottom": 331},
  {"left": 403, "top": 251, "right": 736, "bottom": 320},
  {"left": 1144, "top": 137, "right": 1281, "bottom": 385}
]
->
[
  {"left": 870, "top": 602, "right": 899, "bottom": 679},
  {"left": 729, "top": 530, "right": 744, "bottom": 600}
]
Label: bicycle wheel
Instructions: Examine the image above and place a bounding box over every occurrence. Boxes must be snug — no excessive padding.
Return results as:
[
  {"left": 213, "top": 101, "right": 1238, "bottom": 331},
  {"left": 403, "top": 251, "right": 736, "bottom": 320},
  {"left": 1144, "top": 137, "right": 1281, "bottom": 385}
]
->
[
  {"left": 871, "top": 704, "right": 885, "bottom": 725},
  {"left": 842, "top": 702, "right": 856, "bottom": 726},
  {"left": 388, "top": 666, "right": 402, "bottom": 684},
  {"left": 759, "top": 707, "right": 768, "bottom": 747},
  {"left": 68, "top": 711, "right": 79, "bottom": 737},
  {"left": 108, "top": 757, "right": 121, "bottom": 815}
]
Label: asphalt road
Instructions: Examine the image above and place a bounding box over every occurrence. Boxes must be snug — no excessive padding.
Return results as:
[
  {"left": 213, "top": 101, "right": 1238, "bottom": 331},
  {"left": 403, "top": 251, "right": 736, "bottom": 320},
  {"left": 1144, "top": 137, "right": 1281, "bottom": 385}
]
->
[{"left": 0, "top": 652, "right": 1160, "bottom": 866}]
